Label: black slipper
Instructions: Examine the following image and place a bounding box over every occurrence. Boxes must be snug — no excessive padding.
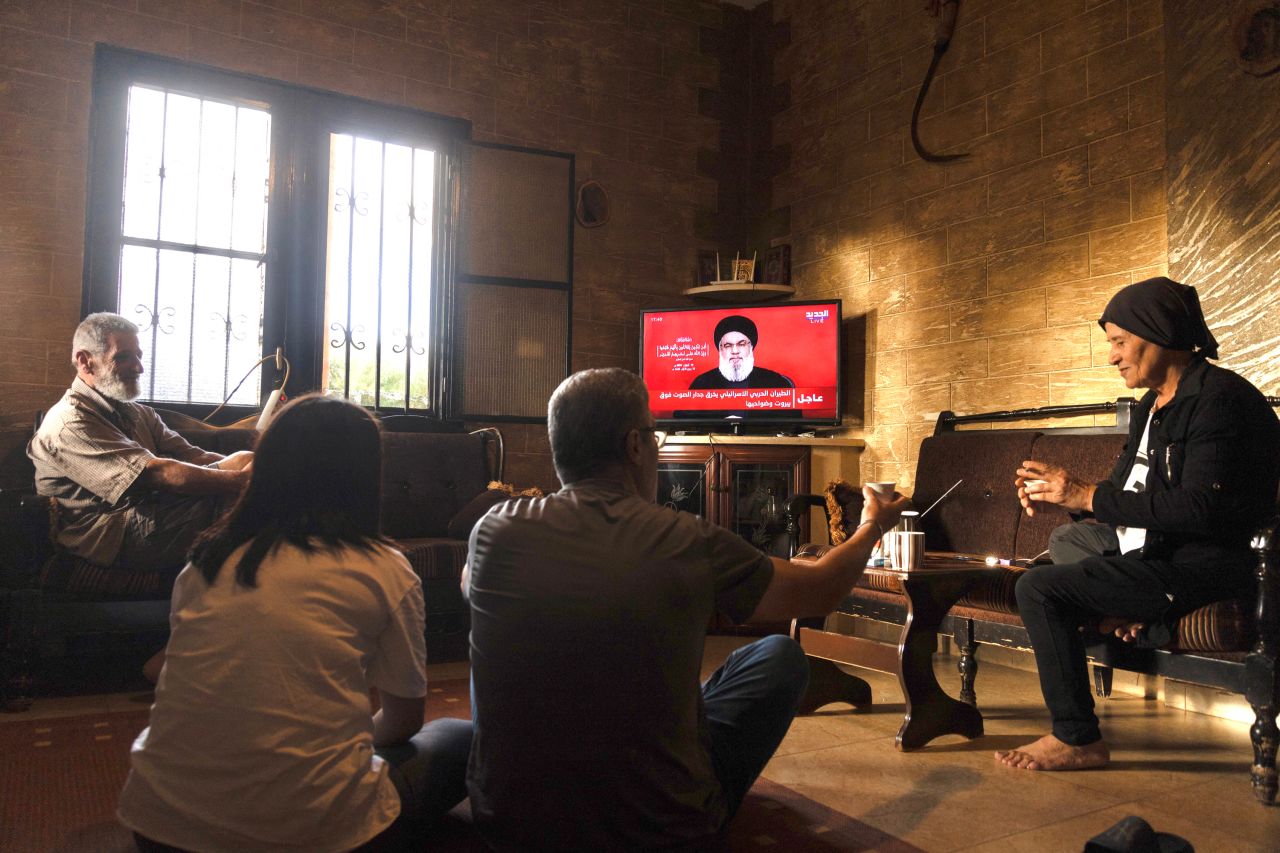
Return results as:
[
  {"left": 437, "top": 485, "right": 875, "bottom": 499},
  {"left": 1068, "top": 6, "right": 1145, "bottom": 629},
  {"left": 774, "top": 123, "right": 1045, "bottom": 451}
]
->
[{"left": 1083, "top": 815, "right": 1193, "bottom": 853}]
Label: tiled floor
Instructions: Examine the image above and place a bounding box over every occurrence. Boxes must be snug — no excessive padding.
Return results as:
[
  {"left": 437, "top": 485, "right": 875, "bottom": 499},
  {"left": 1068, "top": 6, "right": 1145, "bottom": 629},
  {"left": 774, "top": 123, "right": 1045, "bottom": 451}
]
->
[
  {"left": 704, "top": 636, "right": 1280, "bottom": 852},
  {"left": 10, "top": 641, "right": 1279, "bottom": 851}
]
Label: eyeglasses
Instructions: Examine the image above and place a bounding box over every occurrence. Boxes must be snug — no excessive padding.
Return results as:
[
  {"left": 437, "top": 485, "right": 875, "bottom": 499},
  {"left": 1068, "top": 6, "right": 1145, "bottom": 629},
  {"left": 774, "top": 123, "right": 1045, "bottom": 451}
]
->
[
  {"left": 640, "top": 427, "right": 667, "bottom": 449},
  {"left": 718, "top": 340, "right": 753, "bottom": 353}
]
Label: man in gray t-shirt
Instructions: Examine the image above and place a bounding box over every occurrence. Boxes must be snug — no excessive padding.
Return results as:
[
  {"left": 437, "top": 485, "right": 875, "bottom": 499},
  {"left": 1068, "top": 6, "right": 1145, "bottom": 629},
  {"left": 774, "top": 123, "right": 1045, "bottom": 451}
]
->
[{"left": 465, "top": 368, "right": 906, "bottom": 850}]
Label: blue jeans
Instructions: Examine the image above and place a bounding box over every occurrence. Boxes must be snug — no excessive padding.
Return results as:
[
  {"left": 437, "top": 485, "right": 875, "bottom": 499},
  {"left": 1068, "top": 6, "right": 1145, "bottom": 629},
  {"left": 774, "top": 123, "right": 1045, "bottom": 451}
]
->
[
  {"left": 360, "top": 717, "right": 473, "bottom": 849},
  {"left": 702, "top": 634, "right": 810, "bottom": 818}
]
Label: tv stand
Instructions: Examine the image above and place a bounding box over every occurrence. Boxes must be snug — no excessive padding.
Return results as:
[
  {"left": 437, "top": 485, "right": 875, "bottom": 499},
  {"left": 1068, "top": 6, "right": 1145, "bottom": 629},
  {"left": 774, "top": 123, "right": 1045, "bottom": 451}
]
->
[{"left": 656, "top": 435, "right": 865, "bottom": 554}]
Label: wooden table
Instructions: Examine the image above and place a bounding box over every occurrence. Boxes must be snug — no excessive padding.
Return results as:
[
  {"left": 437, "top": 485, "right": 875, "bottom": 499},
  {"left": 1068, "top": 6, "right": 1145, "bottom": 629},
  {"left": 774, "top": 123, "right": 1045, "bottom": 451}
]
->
[{"left": 796, "top": 554, "right": 1001, "bottom": 751}]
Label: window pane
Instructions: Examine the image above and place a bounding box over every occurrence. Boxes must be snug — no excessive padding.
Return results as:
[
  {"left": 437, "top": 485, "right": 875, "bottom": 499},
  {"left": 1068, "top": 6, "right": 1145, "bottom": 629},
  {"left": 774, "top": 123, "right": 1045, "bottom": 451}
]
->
[
  {"left": 409, "top": 147, "right": 434, "bottom": 410},
  {"left": 232, "top": 107, "right": 271, "bottom": 254},
  {"left": 159, "top": 92, "right": 201, "bottom": 245},
  {"left": 325, "top": 133, "right": 436, "bottom": 411},
  {"left": 121, "top": 86, "right": 165, "bottom": 240},
  {"left": 324, "top": 133, "right": 353, "bottom": 400},
  {"left": 195, "top": 99, "right": 236, "bottom": 249},
  {"left": 150, "top": 249, "right": 196, "bottom": 403}
]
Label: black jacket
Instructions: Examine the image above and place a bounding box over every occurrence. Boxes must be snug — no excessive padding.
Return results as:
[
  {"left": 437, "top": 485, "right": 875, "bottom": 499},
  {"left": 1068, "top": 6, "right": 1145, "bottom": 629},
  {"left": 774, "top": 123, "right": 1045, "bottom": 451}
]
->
[{"left": 1090, "top": 357, "right": 1279, "bottom": 592}]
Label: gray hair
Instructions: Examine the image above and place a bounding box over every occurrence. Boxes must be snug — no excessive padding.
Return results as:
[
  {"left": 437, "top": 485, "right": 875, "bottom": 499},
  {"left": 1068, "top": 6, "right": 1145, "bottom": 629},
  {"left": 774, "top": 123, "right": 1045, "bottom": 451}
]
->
[
  {"left": 548, "top": 368, "right": 651, "bottom": 484},
  {"left": 72, "top": 312, "right": 139, "bottom": 366}
]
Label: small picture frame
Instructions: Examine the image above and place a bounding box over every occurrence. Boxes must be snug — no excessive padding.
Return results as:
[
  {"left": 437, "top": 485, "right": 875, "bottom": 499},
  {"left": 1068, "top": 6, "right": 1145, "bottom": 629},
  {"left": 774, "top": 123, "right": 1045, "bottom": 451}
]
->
[
  {"left": 696, "top": 250, "right": 719, "bottom": 285},
  {"left": 764, "top": 244, "right": 791, "bottom": 285}
]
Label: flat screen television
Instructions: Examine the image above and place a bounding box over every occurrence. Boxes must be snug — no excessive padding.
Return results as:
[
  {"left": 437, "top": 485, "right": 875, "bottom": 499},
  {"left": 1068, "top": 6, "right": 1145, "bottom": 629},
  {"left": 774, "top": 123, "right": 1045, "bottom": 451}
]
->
[{"left": 640, "top": 299, "right": 842, "bottom": 430}]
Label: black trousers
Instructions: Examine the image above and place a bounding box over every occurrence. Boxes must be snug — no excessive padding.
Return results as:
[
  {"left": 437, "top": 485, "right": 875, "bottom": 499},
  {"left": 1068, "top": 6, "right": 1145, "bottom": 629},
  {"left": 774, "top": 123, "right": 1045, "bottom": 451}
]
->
[{"left": 1016, "top": 523, "right": 1178, "bottom": 746}]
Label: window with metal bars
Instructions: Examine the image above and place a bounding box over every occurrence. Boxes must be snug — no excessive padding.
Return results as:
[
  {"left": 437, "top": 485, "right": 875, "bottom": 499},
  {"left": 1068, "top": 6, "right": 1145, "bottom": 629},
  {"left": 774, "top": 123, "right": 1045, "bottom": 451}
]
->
[
  {"left": 324, "top": 134, "right": 435, "bottom": 410},
  {"left": 84, "top": 47, "right": 467, "bottom": 419},
  {"left": 117, "top": 84, "right": 270, "bottom": 407}
]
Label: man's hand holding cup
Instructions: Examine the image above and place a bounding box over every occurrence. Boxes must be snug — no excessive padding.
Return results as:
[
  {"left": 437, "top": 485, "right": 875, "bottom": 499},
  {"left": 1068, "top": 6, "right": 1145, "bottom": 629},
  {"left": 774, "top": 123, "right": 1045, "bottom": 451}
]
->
[{"left": 1015, "top": 461, "right": 1096, "bottom": 516}]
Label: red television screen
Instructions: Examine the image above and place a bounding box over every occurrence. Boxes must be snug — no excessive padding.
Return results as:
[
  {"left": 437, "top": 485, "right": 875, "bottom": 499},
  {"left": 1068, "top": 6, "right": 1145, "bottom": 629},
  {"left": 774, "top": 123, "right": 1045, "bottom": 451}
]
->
[{"left": 640, "top": 300, "right": 841, "bottom": 427}]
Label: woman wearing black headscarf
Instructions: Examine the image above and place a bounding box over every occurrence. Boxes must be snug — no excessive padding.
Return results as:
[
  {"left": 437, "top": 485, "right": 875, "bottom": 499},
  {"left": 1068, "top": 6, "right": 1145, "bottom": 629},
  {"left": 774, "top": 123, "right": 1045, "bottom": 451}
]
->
[{"left": 995, "top": 277, "right": 1280, "bottom": 772}]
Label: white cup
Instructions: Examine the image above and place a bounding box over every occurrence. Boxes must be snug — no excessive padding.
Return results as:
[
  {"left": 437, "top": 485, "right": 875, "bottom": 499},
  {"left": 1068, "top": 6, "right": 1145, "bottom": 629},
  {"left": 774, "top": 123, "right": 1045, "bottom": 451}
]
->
[
  {"left": 866, "top": 481, "right": 896, "bottom": 502},
  {"left": 885, "top": 531, "right": 925, "bottom": 571}
]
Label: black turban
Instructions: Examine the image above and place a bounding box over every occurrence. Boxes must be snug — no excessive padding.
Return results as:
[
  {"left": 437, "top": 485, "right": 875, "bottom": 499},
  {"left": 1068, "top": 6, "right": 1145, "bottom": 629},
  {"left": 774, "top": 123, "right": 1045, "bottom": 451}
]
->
[
  {"left": 713, "top": 315, "right": 758, "bottom": 347},
  {"left": 1098, "top": 277, "right": 1219, "bottom": 360}
]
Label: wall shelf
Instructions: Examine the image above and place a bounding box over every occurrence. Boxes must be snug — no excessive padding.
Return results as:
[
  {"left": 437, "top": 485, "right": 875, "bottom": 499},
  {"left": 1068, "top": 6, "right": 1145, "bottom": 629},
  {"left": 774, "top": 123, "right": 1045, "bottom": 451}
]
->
[{"left": 683, "top": 282, "right": 795, "bottom": 302}]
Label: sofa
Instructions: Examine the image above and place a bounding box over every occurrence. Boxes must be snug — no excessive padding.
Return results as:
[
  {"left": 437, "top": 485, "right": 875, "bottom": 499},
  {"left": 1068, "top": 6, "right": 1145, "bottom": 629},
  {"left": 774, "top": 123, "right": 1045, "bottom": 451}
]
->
[
  {"left": 786, "top": 398, "right": 1280, "bottom": 806},
  {"left": 0, "top": 417, "right": 504, "bottom": 709}
]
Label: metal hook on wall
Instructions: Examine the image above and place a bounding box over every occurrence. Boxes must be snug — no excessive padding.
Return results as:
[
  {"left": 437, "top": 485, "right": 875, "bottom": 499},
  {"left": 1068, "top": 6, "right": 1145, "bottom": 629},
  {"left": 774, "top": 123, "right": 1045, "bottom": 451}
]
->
[{"left": 911, "top": 0, "right": 968, "bottom": 164}]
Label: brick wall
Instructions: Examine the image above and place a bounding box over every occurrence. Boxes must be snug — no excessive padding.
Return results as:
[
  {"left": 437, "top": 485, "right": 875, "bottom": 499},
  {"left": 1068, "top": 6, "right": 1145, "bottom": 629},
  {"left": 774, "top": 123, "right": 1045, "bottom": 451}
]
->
[
  {"left": 0, "top": 0, "right": 730, "bottom": 491},
  {"left": 766, "top": 0, "right": 1171, "bottom": 489}
]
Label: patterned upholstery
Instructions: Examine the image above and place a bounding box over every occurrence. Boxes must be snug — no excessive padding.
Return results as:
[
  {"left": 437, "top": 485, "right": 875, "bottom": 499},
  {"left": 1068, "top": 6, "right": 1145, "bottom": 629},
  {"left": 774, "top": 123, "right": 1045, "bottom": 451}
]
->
[
  {"left": 39, "top": 553, "right": 178, "bottom": 601},
  {"left": 396, "top": 538, "right": 469, "bottom": 582}
]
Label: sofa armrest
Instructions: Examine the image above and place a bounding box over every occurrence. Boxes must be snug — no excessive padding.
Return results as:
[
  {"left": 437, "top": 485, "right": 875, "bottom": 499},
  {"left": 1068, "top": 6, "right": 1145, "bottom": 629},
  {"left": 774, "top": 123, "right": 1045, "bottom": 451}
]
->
[
  {"left": 786, "top": 494, "right": 828, "bottom": 557},
  {"left": 469, "top": 427, "right": 504, "bottom": 483},
  {"left": 1251, "top": 515, "right": 1280, "bottom": 660},
  {"left": 0, "top": 491, "right": 53, "bottom": 590}
]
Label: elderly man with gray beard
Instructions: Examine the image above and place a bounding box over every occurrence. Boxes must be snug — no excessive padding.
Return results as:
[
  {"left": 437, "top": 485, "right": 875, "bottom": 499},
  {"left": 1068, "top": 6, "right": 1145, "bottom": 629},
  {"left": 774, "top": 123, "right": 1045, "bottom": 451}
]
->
[{"left": 28, "top": 312, "right": 253, "bottom": 576}]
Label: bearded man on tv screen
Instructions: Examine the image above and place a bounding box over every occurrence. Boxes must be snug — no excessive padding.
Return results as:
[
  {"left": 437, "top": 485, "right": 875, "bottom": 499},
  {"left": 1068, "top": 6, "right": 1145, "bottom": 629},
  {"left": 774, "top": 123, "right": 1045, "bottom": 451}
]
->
[{"left": 689, "top": 315, "right": 794, "bottom": 390}]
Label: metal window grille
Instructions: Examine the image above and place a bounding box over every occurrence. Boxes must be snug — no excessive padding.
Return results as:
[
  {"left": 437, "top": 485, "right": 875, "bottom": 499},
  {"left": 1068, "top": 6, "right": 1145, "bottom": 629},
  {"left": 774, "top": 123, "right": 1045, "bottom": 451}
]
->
[
  {"left": 117, "top": 84, "right": 270, "bottom": 405},
  {"left": 324, "top": 134, "right": 436, "bottom": 412}
]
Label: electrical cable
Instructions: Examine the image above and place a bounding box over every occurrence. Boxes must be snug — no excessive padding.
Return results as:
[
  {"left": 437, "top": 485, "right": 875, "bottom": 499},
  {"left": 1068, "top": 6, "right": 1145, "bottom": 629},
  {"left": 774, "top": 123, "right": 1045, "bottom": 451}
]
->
[{"left": 202, "top": 352, "right": 290, "bottom": 424}]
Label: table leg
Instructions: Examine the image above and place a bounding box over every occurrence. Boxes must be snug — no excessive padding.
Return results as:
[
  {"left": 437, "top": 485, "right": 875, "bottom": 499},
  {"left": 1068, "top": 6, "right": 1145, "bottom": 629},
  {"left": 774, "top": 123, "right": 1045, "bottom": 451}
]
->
[
  {"left": 894, "top": 574, "right": 985, "bottom": 751},
  {"left": 798, "top": 655, "right": 872, "bottom": 713}
]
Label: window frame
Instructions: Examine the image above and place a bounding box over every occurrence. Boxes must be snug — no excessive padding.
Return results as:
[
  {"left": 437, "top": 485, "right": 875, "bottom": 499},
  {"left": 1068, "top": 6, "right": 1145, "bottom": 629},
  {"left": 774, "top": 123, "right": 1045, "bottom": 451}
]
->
[{"left": 83, "top": 46, "right": 469, "bottom": 419}]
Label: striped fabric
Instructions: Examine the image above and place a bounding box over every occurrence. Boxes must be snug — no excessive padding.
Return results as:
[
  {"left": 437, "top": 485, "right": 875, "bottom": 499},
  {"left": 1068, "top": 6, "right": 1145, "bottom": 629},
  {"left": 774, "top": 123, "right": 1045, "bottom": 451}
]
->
[
  {"left": 792, "top": 542, "right": 1255, "bottom": 652},
  {"left": 39, "top": 554, "right": 177, "bottom": 601},
  {"left": 395, "top": 538, "right": 469, "bottom": 582}
]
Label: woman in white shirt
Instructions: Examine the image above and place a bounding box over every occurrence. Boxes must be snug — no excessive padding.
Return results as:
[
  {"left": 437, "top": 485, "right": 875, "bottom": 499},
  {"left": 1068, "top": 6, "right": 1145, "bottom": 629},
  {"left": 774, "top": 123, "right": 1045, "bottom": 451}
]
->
[{"left": 118, "top": 395, "right": 471, "bottom": 852}]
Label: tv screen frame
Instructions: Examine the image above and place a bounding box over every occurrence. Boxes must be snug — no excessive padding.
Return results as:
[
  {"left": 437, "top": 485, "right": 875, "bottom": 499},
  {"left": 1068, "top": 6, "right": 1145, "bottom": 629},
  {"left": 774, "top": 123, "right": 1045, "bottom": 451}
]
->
[{"left": 639, "top": 299, "right": 843, "bottom": 432}]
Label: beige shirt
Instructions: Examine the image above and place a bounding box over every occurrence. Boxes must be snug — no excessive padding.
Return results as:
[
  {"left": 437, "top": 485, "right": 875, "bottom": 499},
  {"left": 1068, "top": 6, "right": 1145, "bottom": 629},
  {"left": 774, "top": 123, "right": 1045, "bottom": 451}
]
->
[
  {"left": 118, "top": 541, "right": 429, "bottom": 852},
  {"left": 27, "top": 376, "right": 211, "bottom": 564}
]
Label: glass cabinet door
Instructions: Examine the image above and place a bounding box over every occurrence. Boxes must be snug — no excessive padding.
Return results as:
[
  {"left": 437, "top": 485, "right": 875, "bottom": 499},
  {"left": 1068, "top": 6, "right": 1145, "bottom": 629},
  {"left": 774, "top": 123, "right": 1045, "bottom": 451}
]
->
[
  {"left": 656, "top": 445, "right": 714, "bottom": 519},
  {"left": 717, "top": 445, "right": 809, "bottom": 557}
]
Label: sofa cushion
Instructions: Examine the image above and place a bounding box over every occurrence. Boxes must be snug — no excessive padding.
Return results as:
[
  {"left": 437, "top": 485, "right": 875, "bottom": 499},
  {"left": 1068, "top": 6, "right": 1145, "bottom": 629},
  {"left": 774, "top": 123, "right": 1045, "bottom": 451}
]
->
[
  {"left": 1015, "top": 433, "right": 1127, "bottom": 559},
  {"left": 954, "top": 565, "right": 1023, "bottom": 616},
  {"left": 39, "top": 554, "right": 177, "bottom": 601},
  {"left": 913, "top": 431, "right": 1038, "bottom": 557},
  {"left": 396, "top": 537, "right": 468, "bottom": 582},
  {"left": 1170, "top": 597, "right": 1255, "bottom": 652},
  {"left": 176, "top": 428, "right": 257, "bottom": 456},
  {"left": 381, "top": 433, "right": 492, "bottom": 539}
]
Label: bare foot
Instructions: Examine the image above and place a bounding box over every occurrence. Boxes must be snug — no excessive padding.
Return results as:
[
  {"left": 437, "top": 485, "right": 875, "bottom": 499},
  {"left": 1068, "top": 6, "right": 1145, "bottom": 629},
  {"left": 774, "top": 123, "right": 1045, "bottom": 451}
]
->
[
  {"left": 994, "top": 734, "right": 1110, "bottom": 771},
  {"left": 1096, "top": 617, "right": 1145, "bottom": 643}
]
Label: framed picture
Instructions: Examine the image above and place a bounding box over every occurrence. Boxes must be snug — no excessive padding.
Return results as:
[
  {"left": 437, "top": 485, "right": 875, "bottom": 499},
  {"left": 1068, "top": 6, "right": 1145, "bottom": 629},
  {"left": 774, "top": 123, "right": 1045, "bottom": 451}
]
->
[
  {"left": 697, "top": 250, "right": 719, "bottom": 285},
  {"left": 764, "top": 244, "right": 791, "bottom": 285}
]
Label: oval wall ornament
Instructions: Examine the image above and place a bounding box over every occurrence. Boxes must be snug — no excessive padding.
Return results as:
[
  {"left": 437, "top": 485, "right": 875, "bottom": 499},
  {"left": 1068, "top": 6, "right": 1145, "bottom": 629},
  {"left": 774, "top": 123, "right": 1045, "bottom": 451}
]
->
[
  {"left": 574, "top": 180, "right": 610, "bottom": 228},
  {"left": 1234, "top": 0, "right": 1280, "bottom": 76}
]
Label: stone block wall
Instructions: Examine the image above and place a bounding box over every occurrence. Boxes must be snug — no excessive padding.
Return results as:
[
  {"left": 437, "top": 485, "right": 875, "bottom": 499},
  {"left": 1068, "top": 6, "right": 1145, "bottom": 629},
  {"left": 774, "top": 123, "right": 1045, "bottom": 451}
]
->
[
  {"left": 766, "top": 0, "right": 1173, "bottom": 489},
  {"left": 0, "top": 0, "right": 731, "bottom": 492},
  {"left": 3, "top": 1, "right": 1277, "bottom": 495}
]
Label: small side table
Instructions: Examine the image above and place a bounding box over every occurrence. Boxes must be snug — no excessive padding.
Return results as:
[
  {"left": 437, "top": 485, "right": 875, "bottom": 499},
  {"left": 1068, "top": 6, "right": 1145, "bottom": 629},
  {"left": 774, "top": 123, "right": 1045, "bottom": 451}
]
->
[
  {"left": 795, "top": 555, "right": 1000, "bottom": 751},
  {"left": 866, "top": 560, "right": 1001, "bottom": 750}
]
